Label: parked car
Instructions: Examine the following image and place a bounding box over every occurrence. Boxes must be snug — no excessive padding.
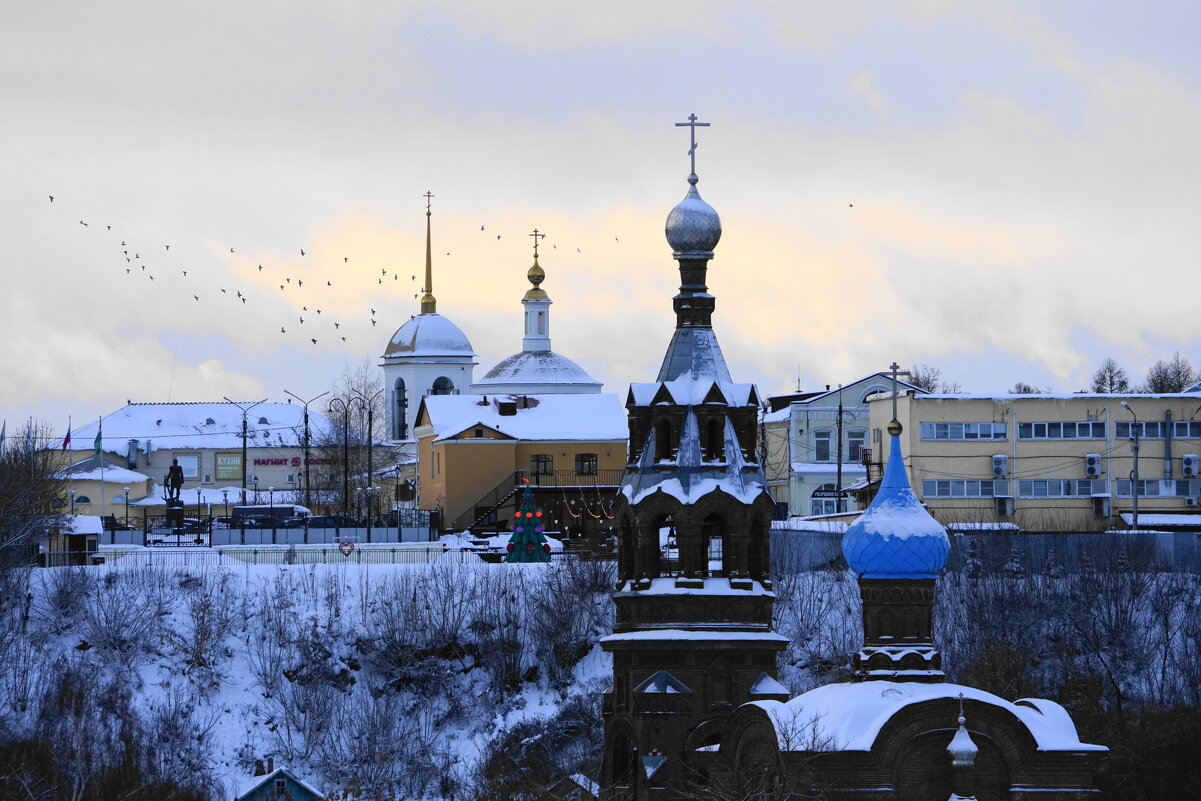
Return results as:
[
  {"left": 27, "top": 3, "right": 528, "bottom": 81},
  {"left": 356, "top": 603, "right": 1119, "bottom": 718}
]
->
[{"left": 304, "top": 515, "right": 357, "bottom": 528}]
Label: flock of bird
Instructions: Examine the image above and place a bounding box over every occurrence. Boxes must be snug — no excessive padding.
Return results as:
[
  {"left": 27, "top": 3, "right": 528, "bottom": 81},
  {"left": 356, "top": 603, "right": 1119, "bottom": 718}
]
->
[{"left": 47, "top": 192, "right": 607, "bottom": 349}]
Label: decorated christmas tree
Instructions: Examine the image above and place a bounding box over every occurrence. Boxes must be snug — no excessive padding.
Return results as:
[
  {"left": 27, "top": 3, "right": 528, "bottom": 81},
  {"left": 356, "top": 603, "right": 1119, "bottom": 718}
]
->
[{"left": 505, "top": 479, "right": 551, "bottom": 563}]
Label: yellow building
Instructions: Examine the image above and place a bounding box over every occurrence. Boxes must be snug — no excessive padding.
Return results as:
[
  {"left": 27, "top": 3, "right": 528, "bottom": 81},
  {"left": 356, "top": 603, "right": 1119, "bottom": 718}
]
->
[
  {"left": 414, "top": 393, "right": 628, "bottom": 533},
  {"left": 55, "top": 455, "right": 155, "bottom": 522},
  {"left": 868, "top": 390, "right": 1201, "bottom": 531}
]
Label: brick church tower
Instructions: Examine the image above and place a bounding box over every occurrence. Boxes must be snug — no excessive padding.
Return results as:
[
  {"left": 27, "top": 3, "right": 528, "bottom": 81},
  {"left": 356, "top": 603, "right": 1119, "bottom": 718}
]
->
[{"left": 600, "top": 116, "right": 784, "bottom": 801}]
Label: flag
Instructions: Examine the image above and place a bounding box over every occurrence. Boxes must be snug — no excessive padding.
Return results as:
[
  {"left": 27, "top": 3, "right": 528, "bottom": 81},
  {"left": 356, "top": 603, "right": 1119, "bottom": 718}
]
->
[
  {"left": 61, "top": 424, "right": 71, "bottom": 451},
  {"left": 0, "top": 420, "right": 5, "bottom": 456},
  {"left": 94, "top": 419, "right": 102, "bottom": 457}
]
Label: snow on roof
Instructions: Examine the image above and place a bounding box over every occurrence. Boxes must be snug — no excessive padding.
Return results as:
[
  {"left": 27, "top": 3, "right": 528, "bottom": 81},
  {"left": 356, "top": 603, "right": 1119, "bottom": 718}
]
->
[
  {"left": 601, "top": 629, "right": 789, "bottom": 644},
  {"left": 750, "top": 672, "right": 789, "bottom": 696},
  {"left": 634, "top": 671, "right": 692, "bottom": 694},
  {"left": 772, "top": 518, "right": 849, "bottom": 534},
  {"left": 56, "top": 455, "right": 152, "bottom": 484},
  {"left": 656, "top": 327, "right": 732, "bottom": 385},
  {"left": 791, "top": 463, "right": 867, "bottom": 476},
  {"left": 71, "top": 402, "right": 338, "bottom": 455},
  {"left": 420, "top": 393, "right": 627, "bottom": 442},
  {"left": 762, "top": 407, "right": 790, "bottom": 423},
  {"left": 946, "top": 522, "right": 1022, "bottom": 531},
  {"left": 1118, "top": 513, "right": 1201, "bottom": 528},
  {"left": 628, "top": 375, "right": 755, "bottom": 408},
  {"left": 753, "top": 681, "right": 1106, "bottom": 753},
  {"left": 910, "top": 391, "right": 1201, "bottom": 401},
  {"left": 232, "top": 767, "right": 324, "bottom": 800},
  {"left": 130, "top": 483, "right": 255, "bottom": 505},
  {"left": 568, "top": 774, "right": 599, "bottom": 797},
  {"left": 382, "top": 312, "right": 476, "bottom": 358},
  {"left": 474, "top": 350, "right": 601, "bottom": 390},
  {"left": 615, "top": 576, "right": 775, "bottom": 597},
  {"left": 60, "top": 515, "right": 104, "bottom": 535}
]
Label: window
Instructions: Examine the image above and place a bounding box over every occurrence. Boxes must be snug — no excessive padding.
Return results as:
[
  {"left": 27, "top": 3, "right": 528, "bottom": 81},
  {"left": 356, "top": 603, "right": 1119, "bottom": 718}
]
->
[
  {"left": 921, "top": 479, "right": 1009, "bottom": 498},
  {"left": 847, "top": 429, "right": 867, "bottom": 462},
  {"left": 704, "top": 418, "right": 724, "bottom": 461},
  {"left": 1017, "top": 479, "right": 1104, "bottom": 498},
  {"left": 707, "top": 535, "right": 723, "bottom": 572},
  {"left": 1018, "top": 421, "right": 1106, "bottom": 440},
  {"left": 809, "top": 483, "right": 840, "bottom": 516},
  {"left": 430, "top": 376, "right": 455, "bottom": 395},
  {"left": 393, "top": 377, "right": 408, "bottom": 439},
  {"left": 1116, "top": 421, "right": 1167, "bottom": 439},
  {"left": 74, "top": 495, "right": 91, "bottom": 504},
  {"left": 574, "top": 453, "right": 598, "bottom": 475},
  {"left": 655, "top": 418, "right": 674, "bottom": 462},
  {"left": 474, "top": 427, "right": 484, "bottom": 438},
  {"left": 1116, "top": 479, "right": 1198, "bottom": 497},
  {"left": 531, "top": 454, "right": 554, "bottom": 475},
  {"left": 919, "top": 422, "right": 1007, "bottom": 441},
  {"left": 814, "top": 430, "right": 832, "bottom": 462},
  {"left": 1174, "top": 421, "right": 1201, "bottom": 440}
]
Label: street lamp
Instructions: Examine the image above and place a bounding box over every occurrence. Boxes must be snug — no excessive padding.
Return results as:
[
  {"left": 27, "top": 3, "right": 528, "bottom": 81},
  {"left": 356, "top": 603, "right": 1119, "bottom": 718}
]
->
[
  {"left": 222, "top": 489, "right": 229, "bottom": 518},
  {"left": 224, "top": 397, "right": 268, "bottom": 505},
  {"left": 1121, "top": 401, "right": 1140, "bottom": 531},
  {"left": 268, "top": 487, "right": 276, "bottom": 544},
  {"left": 328, "top": 396, "right": 367, "bottom": 518},
  {"left": 284, "top": 389, "right": 329, "bottom": 514},
  {"left": 350, "top": 387, "right": 382, "bottom": 518},
  {"left": 69, "top": 488, "right": 76, "bottom": 516},
  {"left": 123, "top": 487, "right": 130, "bottom": 527}
]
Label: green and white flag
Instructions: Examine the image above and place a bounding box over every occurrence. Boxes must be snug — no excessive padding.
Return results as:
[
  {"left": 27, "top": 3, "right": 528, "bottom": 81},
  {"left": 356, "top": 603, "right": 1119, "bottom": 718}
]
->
[{"left": 93, "top": 418, "right": 102, "bottom": 456}]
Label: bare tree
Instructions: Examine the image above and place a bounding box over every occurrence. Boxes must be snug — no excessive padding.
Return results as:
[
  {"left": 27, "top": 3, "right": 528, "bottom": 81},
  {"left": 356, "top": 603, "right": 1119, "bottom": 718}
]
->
[
  {"left": 0, "top": 421, "right": 65, "bottom": 570},
  {"left": 1138, "top": 352, "right": 1197, "bottom": 393},
  {"left": 1008, "top": 381, "right": 1047, "bottom": 394},
  {"left": 908, "top": 364, "right": 962, "bottom": 394},
  {"left": 1090, "top": 358, "right": 1131, "bottom": 393},
  {"left": 316, "top": 361, "right": 389, "bottom": 515}
]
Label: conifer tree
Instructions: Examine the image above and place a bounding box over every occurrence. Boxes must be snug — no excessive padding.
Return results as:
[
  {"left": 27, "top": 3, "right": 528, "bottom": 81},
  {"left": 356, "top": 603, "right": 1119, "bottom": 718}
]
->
[{"left": 505, "top": 479, "right": 551, "bottom": 563}]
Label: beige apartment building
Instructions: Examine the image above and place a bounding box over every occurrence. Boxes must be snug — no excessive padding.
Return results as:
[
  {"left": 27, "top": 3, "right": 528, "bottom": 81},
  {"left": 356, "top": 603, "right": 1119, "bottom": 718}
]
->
[
  {"left": 414, "top": 393, "right": 628, "bottom": 532},
  {"left": 867, "top": 391, "right": 1201, "bottom": 531}
]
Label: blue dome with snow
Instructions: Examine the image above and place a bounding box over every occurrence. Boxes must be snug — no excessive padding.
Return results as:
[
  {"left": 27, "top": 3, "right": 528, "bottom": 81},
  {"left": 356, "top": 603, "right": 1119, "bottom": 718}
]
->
[{"left": 842, "top": 429, "right": 950, "bottom": 579}]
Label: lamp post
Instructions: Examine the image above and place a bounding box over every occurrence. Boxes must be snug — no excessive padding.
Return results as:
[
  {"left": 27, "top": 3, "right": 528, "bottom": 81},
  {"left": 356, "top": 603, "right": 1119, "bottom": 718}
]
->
[
  {"left": 1121, "top": 401, "right": 1140, "bottom": 532},
  {"left": 328, "top": 396, "right": 367, "bottom": 518},
  {"left": 222, "top": 489, "right": 229, "bottom": 518},
  {"left": 350, "top": 388, "right": 382, "bottom": 521},
  {"left": 284, "top": 389, "right": 329, "bottom": 514},
  {"left": 123, "top": 487, "right": 130, "bottom": 527},
  {"left": 268, "top": 487, "right": 276, "bottom": 544},
  {"left": 69, "top": 488, "right": 76, "bottom": 515},
  {"left": 224, "top": 397, "right": 268, "bottom": 505}
]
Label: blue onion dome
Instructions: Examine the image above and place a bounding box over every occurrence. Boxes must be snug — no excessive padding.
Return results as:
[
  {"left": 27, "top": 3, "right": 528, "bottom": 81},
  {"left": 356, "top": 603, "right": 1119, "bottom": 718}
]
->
[
  {"left": 842, "top": 423, "right": 950, "bottom": 579},
  {"left": 665, "top": 175, "right": 722, "bottom": 256}
]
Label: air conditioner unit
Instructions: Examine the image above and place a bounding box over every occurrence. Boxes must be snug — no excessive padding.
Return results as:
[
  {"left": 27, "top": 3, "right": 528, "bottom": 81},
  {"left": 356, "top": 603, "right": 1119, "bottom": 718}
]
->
[
  {"left": 1185, "top": 497, "right": 1198, "bottom": 506},
  {"left": 1093, "top": 496, "right": 1111, "bottom": 517},
  {"left": 992, "top": 454, "right": 1009, "bottom": 478},
  {"left": 1085, "top": 454, "right": 1103, "bottom": 477},
  {"left": 1183, "top": 454, "right": 1200, "bottom": 478},
  {"left": 995, "top": 496, "right": 1015, "bottom": 517}
]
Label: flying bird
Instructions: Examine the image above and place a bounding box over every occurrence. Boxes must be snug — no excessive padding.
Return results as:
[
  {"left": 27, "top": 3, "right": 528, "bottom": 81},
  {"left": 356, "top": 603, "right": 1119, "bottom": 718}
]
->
[
  {"left": 193, "top": 295, "right": 199, "bottom": 301},
  {"left": 79, "top": 220, "right": 87, "bottom": 226},
  {"left": 326, "top": 281, "right": 332, "bottom": 286},
  {"left": 125, "top": 268, "right": 130, "bottom": 274},
  {"left": 258, "top": 264, "right": 262, "bottom": 271},
  {"left": 299, "top": 317, "right": 304, "bottom": 324},
  {"left": 165, "top": 245, "right": 170, "bottom": 251},
  {"left": 297, "top": 279, "right": 303, "bottom": 287},
  {"left": 381, "top": 268, "right": 386, "bottom": 276},
  {"left": 241, "top": 297, "right": 246, "bottom": 304},
  {"left": 496, "top": 235, "right": 501, "bottom": 240},
  {"left": 281, "top": 327, "right": 286, "bottom": 333},
  {"left": 230, "top": 248, "right": 235, "bottom": 253},
  {"left": 334, "top": 322, "right": 340, "bottom": 329},
  {"left": 121, "top": 241, "right": 126, "bottom": 246},
  {"left": 316, "top": 309, "right": 321, "bottom": 314},
  {"left": 343, "top": 257, "right": 348, "bottom": 263},
  {"left": 48, "top": 195, "right": 53, "bottom": 202},
  {"left": 236, "top": 290, "right": 242, "bottom": 297},
  {"left": 181, "top": 270, "right": 187, "bottom": 276},
  {"left": 371, "top": 319, "right": 377, "bottom": 326},
  {"left": 378, "top": 279, "right": 383, "bottom": 285},
  {"left": 341, "top": 336, "right": 346, "bottom": 342},
  {"left": 370, "top": 308, "right": 375, "bottom": 315},
  {"left": 221, "top": 289, "right": 226, "bottom": 293},
  {"left": 286, "top": 278, "right": 291, "bottom": 283},
  {"left": 303, "top": 306, "right": 308, "bottom": 311},
  {"left": 311, "top": 338, "right": 317, "bottom": 345},
  {"left": 106, "top": 225, "right": 111, "bottom": 230},
  {"left": 300, "top": 249, "right": 305, "bottom": 256},
  {"left": 480, "top": 225, "right": 485, "bottom": 231}
]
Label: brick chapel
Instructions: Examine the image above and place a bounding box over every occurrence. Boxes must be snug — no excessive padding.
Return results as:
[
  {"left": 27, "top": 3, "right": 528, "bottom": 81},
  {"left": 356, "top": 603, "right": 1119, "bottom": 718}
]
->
[{"left": 599, "top": 117, "right": 1106, "bottom": 801}]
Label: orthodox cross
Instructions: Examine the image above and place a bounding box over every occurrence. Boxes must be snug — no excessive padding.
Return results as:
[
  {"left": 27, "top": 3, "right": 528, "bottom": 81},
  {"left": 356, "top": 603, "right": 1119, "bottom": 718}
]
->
[
  {"left": 675, "top": 113, "right": 710, "bottom": 177},
  {"left": 888, "top": 361, "right": 911, "bottom": 423},
  {"left": 423, "top": 190, "right": 434, "bottom": 215},
  {"left": 529, "top": 228, "right": 545, "bottom": 259}
]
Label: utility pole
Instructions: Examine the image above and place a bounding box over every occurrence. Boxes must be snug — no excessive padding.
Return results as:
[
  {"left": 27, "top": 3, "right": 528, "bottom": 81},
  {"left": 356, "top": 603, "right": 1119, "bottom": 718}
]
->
[
  {"left": 1122, "top": 401, "right": 1140, "bottom": 531},
  {"left": 835, "top": 386, "right": 844, "bottom": 513},
  {"left": 224, "top": 397, "right": 267, "bottom": 504},
  {"left": 328, "top": 396, "right": 366, "bottom": 518},
  {"left": 285, "top": 390, "right": 329, "bottom": 513},
  {"left": 350, "top": 387, "right": 382, "bottom": 541}
]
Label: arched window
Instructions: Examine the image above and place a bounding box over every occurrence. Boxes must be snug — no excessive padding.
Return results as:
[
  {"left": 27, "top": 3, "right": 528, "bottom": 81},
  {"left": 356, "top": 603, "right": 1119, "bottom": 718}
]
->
[
  {"left": 74, "top": 495, "right": 91, "bottom": 505},
  {"left": 655, "top": 418, "right": 673, "bottom": 462},
  {"left": 704, "top": 418, "right": 724, "bottom": 461},
  {"left": 393, "top": 377, "right": 408, "bottom": 439},
  {"left": 810, "top": 483, "right": 839, "bottom": 516},
  {"left": 702, "top": 513, "right": 727, "bottom": 576},
  {"left": 813, "top": 429, "right": 833, "bottom": 462},
  {"left": 430, "top": 376, "right": 455, "bottom": 395}
]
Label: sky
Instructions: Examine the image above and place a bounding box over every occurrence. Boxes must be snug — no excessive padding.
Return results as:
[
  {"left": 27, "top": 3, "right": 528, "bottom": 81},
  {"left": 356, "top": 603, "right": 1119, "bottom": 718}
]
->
[{"left": 4, "top": 1, "right": 1201, "bottom": 437}]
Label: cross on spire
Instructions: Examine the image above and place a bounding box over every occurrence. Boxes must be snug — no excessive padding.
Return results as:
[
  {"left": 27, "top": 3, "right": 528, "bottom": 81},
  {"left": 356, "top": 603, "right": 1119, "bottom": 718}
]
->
[
  {"left": 423, "top": 190, "right": 434, "bottom": 216},
  {"left": 675, "top": 113, "right": 710, "bottom": 179},
  {"left": 529, "top": 228, "right": 545, "bottom": 259},
  {"left": 887, "top": 361, "right": 912, "bottom": 425}
]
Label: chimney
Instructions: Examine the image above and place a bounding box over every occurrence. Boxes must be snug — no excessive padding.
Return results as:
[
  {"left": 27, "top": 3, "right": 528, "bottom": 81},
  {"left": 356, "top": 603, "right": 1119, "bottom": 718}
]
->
[
  {"left": 253, "top": 759, "right": 265, "bottom": 776},
  {"left": 267, "top": 756, "right": 274, "bottom": 774}
]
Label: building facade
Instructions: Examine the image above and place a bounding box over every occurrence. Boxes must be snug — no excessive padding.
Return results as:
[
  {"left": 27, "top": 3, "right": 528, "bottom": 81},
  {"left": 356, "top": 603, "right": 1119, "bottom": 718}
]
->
[
  {"left": 764, "top": 374, "right": 922, "bottom": 519},
  {"left": 868, "top": 390, "right": 1201, "bottom": 531}
]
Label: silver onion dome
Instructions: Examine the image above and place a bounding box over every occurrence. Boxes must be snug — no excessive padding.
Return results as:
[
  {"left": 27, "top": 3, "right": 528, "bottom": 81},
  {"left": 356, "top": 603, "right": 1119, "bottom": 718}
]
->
[{"left": 665, "top": 175, "right": 721, "bottom": 257}]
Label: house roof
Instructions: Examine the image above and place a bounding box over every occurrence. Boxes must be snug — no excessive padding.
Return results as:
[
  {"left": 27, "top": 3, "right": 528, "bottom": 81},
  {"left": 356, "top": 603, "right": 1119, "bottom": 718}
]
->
[
  {"left": 417, "top": 393, "right": 628, "bottom": 443},
  {"left": 232, "top": 767, "right": 324, "bottom": 800},
  {"left": 56, "top": 455, "right": 152, "bottom": 484}
]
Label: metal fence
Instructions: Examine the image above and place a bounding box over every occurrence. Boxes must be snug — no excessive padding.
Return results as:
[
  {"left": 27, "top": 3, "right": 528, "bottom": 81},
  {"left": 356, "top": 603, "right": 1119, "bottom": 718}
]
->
[{"left": 42, "top": 547, "right": 590, "bottom": 569}]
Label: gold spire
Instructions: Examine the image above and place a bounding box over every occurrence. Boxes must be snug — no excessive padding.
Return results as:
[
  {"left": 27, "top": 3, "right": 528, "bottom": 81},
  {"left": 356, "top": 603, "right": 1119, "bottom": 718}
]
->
[
  {"left": 420, "top": 191, "right": 436, "bottom": 314},
  {"left": 525, "top": 228, "right": 548, "bottom": 299}
]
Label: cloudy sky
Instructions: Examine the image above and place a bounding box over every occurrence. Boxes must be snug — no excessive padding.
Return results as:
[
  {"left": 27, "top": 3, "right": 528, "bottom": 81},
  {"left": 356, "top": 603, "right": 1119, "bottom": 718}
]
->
[{"left": 4, "top": 1, "right": 1200, "bottom": 435}]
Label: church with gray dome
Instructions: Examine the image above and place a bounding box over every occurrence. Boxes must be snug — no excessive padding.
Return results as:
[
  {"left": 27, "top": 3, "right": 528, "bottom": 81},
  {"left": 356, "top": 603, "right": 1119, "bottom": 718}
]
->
[{"left": 599, "top": 117, "right": 1104, "bottom": 801}]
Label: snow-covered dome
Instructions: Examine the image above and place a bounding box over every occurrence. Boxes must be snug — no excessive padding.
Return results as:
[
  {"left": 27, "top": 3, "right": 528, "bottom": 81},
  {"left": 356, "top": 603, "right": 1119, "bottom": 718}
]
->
[
  {"left": 665, "top": 176, "right": 722, "bottom": 256},
  {"left": 473, "top": 350, "right": 602, "bottom": 394},
  {"left": 842, "top": 427, "right": 950, "bottom": 579},
  {"left": 383, "top": 313, "right": 475, "bottom": 359}
]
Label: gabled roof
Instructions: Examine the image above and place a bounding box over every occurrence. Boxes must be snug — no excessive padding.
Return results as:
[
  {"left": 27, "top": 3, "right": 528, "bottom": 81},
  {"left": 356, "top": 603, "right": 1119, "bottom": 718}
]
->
[
  {"left": 773, "top": 373, "right": 925, "bottom": 409},
  {"left": 634, "top": 670, "right": 692, "bottom": 694},
  {"left": 628, "top": 376, "right": 757, "bottom": 408},
  {"left": 56, "top": 455, "right": 152, "bottom": 484},
  {"left": 233, "top": 767, "right": 324, "bottom": 800}
]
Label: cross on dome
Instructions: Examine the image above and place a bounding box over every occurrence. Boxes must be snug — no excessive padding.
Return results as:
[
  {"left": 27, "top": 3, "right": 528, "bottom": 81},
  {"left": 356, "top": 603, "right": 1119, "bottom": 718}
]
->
[
  {"left": 675, "top": 113, "right": 710, "bottom": 182},
  {"left": 529, "top": 228, "right": 545, "bottom": 259}
]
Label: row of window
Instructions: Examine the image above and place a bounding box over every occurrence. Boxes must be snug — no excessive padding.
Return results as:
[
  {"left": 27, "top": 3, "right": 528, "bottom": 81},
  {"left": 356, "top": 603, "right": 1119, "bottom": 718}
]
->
[
  {"left": 919, "top": 420, "right": 1201, "bottom": 442},
  {"left": 532, "top": 454, "right": 598, "bottom": 475},
  {"left": 812, "top": 429, "right": 866, "bottom": 462},
  {"left": 920, "top": 478, "right": 1199, "bottom": 499}
]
